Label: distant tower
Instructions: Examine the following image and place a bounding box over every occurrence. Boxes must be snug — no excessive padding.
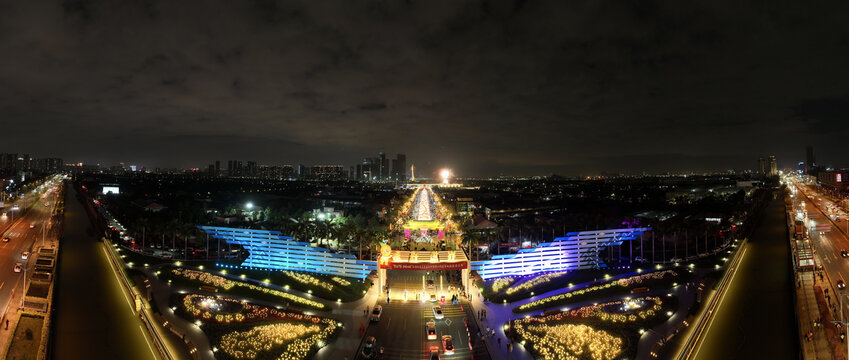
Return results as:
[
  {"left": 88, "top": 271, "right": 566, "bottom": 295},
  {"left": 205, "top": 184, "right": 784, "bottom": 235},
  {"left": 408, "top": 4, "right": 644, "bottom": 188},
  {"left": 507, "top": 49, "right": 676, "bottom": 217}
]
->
[
  {"left": 758, "top": 157, "right": 766, "bottom": 175},
  {"left": 410, "top": 164, "right": 415, "bottom": 181},
  {"left": 806, "top": 145, "right": 816, "bottom": 173},
  {"left": 768, "top": 155, "right": 777, "bottom": 176}
]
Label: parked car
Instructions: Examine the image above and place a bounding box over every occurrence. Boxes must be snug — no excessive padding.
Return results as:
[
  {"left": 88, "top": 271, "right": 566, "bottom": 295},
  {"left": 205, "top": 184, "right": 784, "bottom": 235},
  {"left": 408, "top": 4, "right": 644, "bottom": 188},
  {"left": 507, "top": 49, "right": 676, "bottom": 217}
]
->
[
  {"left": 361, "top": 336, "right": 376, "bottom": 358},
  {"left": 670, "top": 257, "right": 683, "bottom": 263},
  {"left": 442, "top": 335, "right": 455, "bottom": 355},
  {"left": 432, "top": 306, "right": 444, "bottom": 320},
  {"left": 634, "top": 256, "right": 647, "bottom": 263},
  {"left": 371, "top": 305, "right": 383, "bottom": 322}
]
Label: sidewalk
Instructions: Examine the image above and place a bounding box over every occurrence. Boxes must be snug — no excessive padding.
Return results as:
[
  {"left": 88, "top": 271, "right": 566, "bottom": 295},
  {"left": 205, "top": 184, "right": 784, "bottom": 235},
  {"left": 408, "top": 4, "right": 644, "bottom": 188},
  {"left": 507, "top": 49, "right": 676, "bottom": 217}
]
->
[{"left": 797, "top": 271, "right": 834, "bottom": 360}]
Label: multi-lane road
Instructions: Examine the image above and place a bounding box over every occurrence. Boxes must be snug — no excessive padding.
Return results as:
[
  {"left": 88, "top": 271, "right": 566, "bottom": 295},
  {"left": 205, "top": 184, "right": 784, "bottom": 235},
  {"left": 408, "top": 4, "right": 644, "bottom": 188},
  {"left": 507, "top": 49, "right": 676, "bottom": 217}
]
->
[
  {"left": 359, "top": 270, "right": 479, "bottom": 360},
  {"left": 0, "top": 179, "right": 61, "bottom": 325},
  {"left": 793, "top": 183, "right": 849, "bottom": 321}
]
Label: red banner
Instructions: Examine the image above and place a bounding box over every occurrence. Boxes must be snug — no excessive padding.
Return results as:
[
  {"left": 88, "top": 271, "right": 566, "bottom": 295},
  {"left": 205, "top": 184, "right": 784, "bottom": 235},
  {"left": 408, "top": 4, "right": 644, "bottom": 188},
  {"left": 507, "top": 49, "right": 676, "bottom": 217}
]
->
[{"left": 381, "top": 261, "right": 468, "bottom": 271}]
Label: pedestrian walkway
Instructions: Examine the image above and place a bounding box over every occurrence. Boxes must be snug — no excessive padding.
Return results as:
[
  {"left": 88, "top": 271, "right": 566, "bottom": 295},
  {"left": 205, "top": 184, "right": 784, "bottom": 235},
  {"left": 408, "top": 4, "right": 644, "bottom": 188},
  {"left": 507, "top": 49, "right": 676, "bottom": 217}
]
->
[{"left": 797, "top": 271, "right": 834, "bottom": 360}]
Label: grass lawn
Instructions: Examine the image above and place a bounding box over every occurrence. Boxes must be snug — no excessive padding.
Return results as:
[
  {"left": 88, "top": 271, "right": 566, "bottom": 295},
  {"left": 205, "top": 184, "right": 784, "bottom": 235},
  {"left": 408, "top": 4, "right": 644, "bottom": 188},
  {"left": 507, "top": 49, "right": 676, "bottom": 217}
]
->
[{"left": 7, "top": 314, "right": 45, "bottom": 360}]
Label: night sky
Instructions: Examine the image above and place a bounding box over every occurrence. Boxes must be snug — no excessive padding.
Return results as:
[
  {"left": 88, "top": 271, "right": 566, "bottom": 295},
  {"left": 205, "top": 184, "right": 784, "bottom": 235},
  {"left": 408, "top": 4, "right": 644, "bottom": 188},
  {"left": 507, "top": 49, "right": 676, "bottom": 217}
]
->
[{"left": 1, "top": 1, "right": 848, "bottom": 176}]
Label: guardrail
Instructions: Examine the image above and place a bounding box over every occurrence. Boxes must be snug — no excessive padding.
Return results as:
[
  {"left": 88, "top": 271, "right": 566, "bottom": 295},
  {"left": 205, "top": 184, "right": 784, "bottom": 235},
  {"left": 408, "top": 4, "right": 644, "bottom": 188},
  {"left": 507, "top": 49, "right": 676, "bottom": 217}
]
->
[
  {"left": 675, "top": 239, "right": 748, "bottom": 360},
  {"left": 102, "top": 238, "right": 175, "bottom": 360}
]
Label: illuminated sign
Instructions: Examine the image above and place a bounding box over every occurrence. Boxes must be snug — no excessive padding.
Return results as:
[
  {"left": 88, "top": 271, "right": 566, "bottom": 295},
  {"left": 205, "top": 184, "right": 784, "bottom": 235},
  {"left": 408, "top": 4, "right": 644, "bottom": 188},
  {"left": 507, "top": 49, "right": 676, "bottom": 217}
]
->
[
  {"left": 838, "top": 173, "right": 843, "bottom": 183},
  {"left": 102, "top": 186, "right": 120, "bottom": 195},
  {"left": 380, "top": 261, "right": 467, "bottom": 271}
]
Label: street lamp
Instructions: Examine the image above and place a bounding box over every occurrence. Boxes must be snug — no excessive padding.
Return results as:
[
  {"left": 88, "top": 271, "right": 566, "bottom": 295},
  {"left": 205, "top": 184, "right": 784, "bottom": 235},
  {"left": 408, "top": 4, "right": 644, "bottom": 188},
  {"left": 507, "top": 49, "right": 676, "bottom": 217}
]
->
[{"left": 245, "top": 202, "right": 254, "bottom": 210}]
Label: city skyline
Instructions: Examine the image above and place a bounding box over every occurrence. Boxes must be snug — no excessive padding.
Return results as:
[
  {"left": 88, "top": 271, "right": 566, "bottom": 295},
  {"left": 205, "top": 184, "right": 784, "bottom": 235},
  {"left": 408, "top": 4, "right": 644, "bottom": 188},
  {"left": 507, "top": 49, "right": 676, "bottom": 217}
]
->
[{"left": 1, "top": 1, "right": 848, "bottom": 176}]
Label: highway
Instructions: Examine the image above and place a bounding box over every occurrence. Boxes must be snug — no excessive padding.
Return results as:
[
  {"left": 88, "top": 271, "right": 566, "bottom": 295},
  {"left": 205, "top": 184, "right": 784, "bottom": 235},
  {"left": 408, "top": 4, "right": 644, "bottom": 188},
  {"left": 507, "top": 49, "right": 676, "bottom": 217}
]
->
[
  {"left": 0, "top": 178, "right": 61, "bottom": 327},
  {"left": 691, "top": 194, "right": 797, "bottom": 360},
  {"left": 50, "top": 185, "right": 159, "bottom": 360}
]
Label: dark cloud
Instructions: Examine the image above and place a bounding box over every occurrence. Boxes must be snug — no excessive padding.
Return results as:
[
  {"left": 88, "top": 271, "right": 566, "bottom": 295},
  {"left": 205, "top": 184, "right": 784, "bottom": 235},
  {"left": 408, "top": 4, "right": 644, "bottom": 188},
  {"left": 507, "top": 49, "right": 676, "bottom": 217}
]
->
[{"left": 0, "top": 0, "right": 848, "bottom": 175}]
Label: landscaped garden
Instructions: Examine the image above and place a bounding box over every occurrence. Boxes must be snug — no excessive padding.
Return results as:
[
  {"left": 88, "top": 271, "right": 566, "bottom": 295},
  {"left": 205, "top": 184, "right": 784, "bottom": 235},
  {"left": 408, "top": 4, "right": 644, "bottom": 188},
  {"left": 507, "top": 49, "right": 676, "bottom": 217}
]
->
[
  {"left": 177, "top": 294, "right": 339, "bottom": 360},
  {"left": 211, "top": 265, "right": 370, "bottom": 303},
  {"left": 480, "top": 268, "right": 634, "bottom": 303},
  {"left": 161, "top": 268, "right": 327, "bottom": 311},
  {"left": 510, "top": 295, "right": 677, "bottom": 360},
  {"left": 513, "top": 268, "right": 690, "bottom": 313}
]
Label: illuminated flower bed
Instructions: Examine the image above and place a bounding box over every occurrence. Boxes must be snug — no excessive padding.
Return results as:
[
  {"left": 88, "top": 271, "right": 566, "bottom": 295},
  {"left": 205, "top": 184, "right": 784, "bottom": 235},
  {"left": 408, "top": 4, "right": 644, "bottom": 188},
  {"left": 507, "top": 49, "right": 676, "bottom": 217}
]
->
[
  {"left": 283, "top": 271, "right": 334, "bottom": 291},
  {"left": 540, "top": 296, "right": 665, "bottom": 324},
  {"left": 513, "top": 321, "right": 623, "bottom": 360},
  {"left": 492, "top": 277, "right": 515, "bottom": 293},
  {"left": 173, "top": 268, "right": 235, "bottom": 290},
  {"left": 219, "top": 320, "right": 338, "bottom": 360},
  {"left": 515, "top": 270, "right": 680, "bottom": 313},
  {"left": 181, "top": 296, "right": 339, "bottom": 360},
  {"left": 505, "top": 272, "right": 569, "bottom": 295},
  {"left": 331, "top": 277, "right": 351, "bottom": 286},
  {"left": 170, "top": 268, "right": 326, "bottom": 310}
]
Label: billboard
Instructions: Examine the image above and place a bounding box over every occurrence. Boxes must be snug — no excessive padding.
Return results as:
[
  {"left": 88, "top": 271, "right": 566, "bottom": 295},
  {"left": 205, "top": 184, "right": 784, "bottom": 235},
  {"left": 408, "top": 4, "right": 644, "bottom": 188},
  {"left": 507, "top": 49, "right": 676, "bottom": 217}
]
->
[{"left": 102, "top": 186, "right": 120, "bottom": 195}]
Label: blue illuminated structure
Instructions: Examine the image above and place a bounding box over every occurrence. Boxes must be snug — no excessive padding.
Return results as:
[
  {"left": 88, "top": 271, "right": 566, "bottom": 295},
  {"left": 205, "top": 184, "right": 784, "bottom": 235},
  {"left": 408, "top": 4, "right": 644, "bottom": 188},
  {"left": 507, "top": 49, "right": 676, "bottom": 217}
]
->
[
  {"left": 199, "top": 226, "right": 378, "bottom": 279},
  {"left": 470, "top": 227, "right": 651, "bottom": 279}
]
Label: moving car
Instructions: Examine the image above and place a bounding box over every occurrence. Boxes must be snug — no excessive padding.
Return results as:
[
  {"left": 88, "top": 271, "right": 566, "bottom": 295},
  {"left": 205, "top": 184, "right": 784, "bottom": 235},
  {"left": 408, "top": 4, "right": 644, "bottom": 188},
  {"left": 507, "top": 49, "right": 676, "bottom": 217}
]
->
[
  {"left": 13, "top": 263, "right": 22, "bottom": 273},
  {"left": 838, "top": 280, "right": 846, "bottom": 290},
  {"left": 426, "top": 320, "right": 437, "bottom": 340},
  {"left": 29, "top": 223, "right": 36, "bottom": 229},
  {"left": 21, "top": 252, "right": 28, "bottom": 260},
  {"left": 429, "top": 349, "right": 440, "bottom": 360},
  {"left": 842, "top": 250, "right": 848, "bottom": 258},
  {"left": 2, "top": 237, "right": 9, "bottom": 242},
  {"left": 371, "top": 305, "right": 383, "bottom": 322},
  {"left": 361, "top": 336, "right": 376, "bottom": 359},
  {"left": 442, "top": 335, "right": 455, "bottom": 355},
  {"left": 432, "top": 306, "right": 444, "bottom": 319}
]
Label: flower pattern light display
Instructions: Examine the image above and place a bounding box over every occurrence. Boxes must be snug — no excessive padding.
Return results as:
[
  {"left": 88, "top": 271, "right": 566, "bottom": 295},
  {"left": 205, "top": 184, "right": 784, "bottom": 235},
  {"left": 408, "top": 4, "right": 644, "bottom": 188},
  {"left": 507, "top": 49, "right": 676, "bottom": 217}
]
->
[
  {"left": 504, "top": 271, "right": 568, "bottom": 295},
  {"left": 538, "top": 296, "right": 664, "bottom": 324},
  {"left": 516, "top": 270, "right": 677, "bottom": 312},
  {"left": 514, "top": 322, "right": 623, "bottom": 360},
  {"left": 492, "top": 277, "right": 515, "bottom": 293},
  {"left": 171, "top": 268, "right": 326, "bottom": 310},
  {"left": 180, "top": 294, "right": 337, "bottom": 360},
  {"left": 331, "top": 276, "right": 351, "bottom": 286},
  {"left": 283, "top": 271, "right": 334, "bottom": 291}
]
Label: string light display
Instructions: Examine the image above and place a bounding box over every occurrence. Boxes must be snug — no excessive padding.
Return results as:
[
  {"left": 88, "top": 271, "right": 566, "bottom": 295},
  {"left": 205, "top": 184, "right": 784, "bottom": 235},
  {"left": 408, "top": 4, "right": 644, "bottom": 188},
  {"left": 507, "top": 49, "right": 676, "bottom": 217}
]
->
[
  {"left": 517, "top": 270, "right": 677, "bottom": 312},
  {"left": 331, "top": 277, "right": 351, "bottom": 286},
  {"left": 505, "top": 271, "right": 569, "bottom": 295},
  {"left": 513, "top": 321, "right": 623, "bottom": 360},
  {"left": 492, "top": 277, "right": 515, "bottom": 293},
  {"left": 283, "top": 271, "right": 334, "bottom": 291},
  {"left": 218, "top": 317, "right": 338, "bottom": 360},
  {"left": 170, "top": 268, "right": 326, "bottom": 310}
]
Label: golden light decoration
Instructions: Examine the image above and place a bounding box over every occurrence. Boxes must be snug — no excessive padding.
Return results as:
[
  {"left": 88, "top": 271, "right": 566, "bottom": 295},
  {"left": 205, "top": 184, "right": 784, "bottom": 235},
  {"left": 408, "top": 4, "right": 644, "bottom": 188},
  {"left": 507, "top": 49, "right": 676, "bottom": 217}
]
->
[
  {"left": 505, "top": 271, "right": 569, "bottom": 295},
  {"left": 514, "top": 321, "right": 623, "bottom": 360},
  {"left": 218, "top": 318, "right": 338, "bottom": 360},
  {"left": 171, "top": 268, "right": 325, "bottom": 310},
  {"left": 492, "top": 277, "right": 515, "bottom": 293},
  {"left": 517, "top": 270, "right": 677, "bottom": 312}
]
